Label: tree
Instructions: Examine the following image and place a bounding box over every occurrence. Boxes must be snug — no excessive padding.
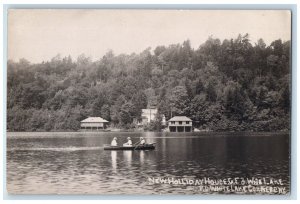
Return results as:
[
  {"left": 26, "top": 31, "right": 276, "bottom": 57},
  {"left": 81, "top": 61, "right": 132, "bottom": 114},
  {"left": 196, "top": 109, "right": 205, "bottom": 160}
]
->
[
  {"left": 144, "top": 88, "right": 158, "bottom": 108},
  {"left": 190, "top": 94, "right": 209, "bottom": 125},
  {"left": 101, "top": 104, "right": 110, "bottom": 120},
  {"left": 110, "top": 95, "right": 126, "bottom": 124},
  {"left": 77, "top": 54, "right": 91, "bottom": 67},
  {"left": 167, "top": 86, "right": 190, "bottom": 116},
  {"left": 194, "top": 79, "right": 204, "bottom": 95},
  {"left": 6, "top": 36, "right": 291, "bottom": 132},
  {"left": 119, "top": 102, "right": 135, "bottom": 125},
  {"left": 206, "top": 81, "right": 217, "bottom": 102},
  {"left": 132, "top": 91, "right": 147, "bottom": 119}
]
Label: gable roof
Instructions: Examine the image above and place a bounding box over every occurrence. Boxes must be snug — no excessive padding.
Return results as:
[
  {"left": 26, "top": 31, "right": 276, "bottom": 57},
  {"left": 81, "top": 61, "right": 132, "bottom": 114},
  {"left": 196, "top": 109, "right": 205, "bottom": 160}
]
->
[
  {"left": 81, "top": 117, "right": 109, "bottom": 123},
  {"left": 168, "top": 116, "right": 192, "bottom": 122},
  {"left": 142, "top": 109, "right": 158, "bottom": 114}
]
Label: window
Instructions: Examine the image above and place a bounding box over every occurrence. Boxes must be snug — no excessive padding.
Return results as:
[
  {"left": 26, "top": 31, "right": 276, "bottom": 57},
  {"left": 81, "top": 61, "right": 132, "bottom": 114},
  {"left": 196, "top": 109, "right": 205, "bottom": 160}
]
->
[
  {"left": 186, "top": 121, "right": 190, "bottom": 124},
  {"left": 179, "top": 121, "right": 182, "bottom": 125},
  {"left": 171, "top": 121, "right": 175, "bottom": 124}
]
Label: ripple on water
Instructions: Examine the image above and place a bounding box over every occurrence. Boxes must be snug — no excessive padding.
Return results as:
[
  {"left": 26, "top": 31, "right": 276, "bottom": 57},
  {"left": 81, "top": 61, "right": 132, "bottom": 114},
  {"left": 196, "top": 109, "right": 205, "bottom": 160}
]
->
[{"left": 6, "top": 132, "right": 290, "bottom": 194}]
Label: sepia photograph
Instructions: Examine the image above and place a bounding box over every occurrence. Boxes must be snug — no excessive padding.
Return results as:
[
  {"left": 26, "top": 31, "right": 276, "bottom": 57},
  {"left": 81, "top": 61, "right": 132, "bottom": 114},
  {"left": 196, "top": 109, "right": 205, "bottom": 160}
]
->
[{"left": 6, "top": 9, "right": 291, "bottom": 195}]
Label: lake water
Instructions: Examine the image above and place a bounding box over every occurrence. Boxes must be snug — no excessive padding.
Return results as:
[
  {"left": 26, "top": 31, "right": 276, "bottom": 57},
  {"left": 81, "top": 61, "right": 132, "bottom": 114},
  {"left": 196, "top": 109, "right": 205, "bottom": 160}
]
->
[{"left": 6, "top": 132, "right": 290, "bottom": 195}]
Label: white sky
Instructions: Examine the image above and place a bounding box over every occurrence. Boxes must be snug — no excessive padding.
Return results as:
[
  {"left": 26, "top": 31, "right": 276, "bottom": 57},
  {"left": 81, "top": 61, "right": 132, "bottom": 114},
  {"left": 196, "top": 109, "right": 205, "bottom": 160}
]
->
[{"left": 8, "top": 9, "right": 291, "bottom": 63}]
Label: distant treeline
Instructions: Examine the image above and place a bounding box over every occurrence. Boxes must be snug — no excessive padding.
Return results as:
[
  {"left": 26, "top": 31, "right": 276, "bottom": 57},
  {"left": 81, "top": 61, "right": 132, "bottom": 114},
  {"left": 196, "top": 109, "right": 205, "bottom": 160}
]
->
[{"left": 7, "top": 34, "right": 290, "bottom": 132}]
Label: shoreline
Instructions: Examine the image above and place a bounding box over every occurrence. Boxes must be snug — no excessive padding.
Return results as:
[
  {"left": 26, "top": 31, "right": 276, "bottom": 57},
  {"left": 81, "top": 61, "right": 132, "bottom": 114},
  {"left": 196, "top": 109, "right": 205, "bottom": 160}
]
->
[{"left": 6, "top": 130, "right": 291, "bottom": 135}]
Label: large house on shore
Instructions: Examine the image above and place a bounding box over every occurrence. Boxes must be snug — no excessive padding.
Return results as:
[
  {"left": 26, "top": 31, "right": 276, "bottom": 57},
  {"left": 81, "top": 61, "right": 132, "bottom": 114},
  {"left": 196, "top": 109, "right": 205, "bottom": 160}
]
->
[
  {"left": 80, "top": 117, "right": 109, "bottom": 131},
  {"left": 141, "top": 108, "right": 157, "bottom": 124},
  {"left": 137, "top": 108, "right": 166, "bottom": 126},
  {"left": 168, "top": 116, "right": 193, "bottom": 132}
]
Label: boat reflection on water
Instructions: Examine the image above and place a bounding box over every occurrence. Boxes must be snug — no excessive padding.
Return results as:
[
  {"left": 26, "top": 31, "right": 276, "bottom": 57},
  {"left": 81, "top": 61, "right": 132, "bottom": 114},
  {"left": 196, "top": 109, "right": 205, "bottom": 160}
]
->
[
  {"left": 140, "top": 150, "right": 145, "bottom": 164},
  {"left": 6, "top": 132, "right": 290, "bottom": 194},
  {"left": 123, "top": 150, "right": 132, "bottom": 166},
  {"left": 111, "top": 151, "right": 117, "bottom": 172}
]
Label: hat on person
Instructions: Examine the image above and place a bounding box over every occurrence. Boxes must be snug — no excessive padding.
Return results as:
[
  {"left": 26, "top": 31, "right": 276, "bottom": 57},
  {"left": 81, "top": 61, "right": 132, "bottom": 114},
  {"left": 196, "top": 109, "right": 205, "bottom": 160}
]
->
[
  {"left": 127, "top": 137, "right": 131, "bottom": 140},
  {"left": 113, "top": 137, "right": 117, "bottom": 140},
  {"left": 140, "top": 137, "right": 144, "bottom": 140}
]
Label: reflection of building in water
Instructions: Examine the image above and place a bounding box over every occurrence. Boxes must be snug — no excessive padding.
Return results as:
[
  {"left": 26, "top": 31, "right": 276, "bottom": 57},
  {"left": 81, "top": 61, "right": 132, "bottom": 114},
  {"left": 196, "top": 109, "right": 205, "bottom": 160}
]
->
[
  {"left": 168, "top": 116, "right": 193, "bottom": 132},
  {"left": 111, "top": 151, "right": 117, "bottom": 172}
]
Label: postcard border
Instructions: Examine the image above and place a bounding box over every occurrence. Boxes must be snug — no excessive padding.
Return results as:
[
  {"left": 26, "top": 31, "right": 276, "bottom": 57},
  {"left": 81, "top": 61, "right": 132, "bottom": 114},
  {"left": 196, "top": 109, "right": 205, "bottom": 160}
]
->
[{"left": 2, "top": 3, "right": 297, "bottom": 200}]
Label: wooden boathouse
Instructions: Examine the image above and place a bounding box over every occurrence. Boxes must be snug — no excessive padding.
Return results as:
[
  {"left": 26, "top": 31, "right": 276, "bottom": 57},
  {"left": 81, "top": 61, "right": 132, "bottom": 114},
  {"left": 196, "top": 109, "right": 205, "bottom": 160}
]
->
[
  {"left": 168, "top": 116, "right": 193, "bottom": 132},
  {"left": 80, "top": 117, "right": 109, "bottom": 131}
]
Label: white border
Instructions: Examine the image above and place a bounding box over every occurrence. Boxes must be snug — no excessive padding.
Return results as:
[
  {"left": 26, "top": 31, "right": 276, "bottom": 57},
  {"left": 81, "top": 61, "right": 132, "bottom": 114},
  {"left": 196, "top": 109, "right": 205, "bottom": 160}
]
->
[{"left": 1, "top": 0, "right": 298, "bottom": 204}]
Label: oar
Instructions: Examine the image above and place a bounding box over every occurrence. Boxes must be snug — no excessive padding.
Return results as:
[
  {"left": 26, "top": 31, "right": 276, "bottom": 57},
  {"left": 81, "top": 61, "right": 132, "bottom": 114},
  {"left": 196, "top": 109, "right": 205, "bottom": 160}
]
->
[
  {"left": 133, "top": 141, "right": 140, "bottom": 146},
  {"left": 133, "top": 140, "right": 141, "bottom": 150}
]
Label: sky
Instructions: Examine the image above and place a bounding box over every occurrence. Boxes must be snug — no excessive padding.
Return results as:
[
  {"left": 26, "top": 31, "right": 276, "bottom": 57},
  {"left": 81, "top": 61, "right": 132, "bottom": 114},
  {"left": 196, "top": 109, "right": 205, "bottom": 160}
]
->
[{"left": 8, "top": 9, "right": 291, "bottom": 63}]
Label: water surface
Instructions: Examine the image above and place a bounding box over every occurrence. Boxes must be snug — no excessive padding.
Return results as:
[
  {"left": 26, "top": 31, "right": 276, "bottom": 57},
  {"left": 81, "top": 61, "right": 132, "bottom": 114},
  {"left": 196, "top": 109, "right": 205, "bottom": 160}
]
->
[{"left": 6, "top": 132, "right": 290, "bottom": 195}]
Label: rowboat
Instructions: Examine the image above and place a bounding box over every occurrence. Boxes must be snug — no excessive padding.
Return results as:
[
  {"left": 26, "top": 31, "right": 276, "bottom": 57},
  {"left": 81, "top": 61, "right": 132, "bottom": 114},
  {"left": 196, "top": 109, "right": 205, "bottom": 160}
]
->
[{"left": 104, "top": 143, "right": 155, "bottom": 150}]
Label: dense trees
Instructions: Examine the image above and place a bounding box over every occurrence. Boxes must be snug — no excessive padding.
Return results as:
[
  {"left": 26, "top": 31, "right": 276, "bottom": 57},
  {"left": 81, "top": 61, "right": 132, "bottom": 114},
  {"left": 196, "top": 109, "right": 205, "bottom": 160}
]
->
[{"left": 7, "top": 34, "right": 290, "bottom": 131}]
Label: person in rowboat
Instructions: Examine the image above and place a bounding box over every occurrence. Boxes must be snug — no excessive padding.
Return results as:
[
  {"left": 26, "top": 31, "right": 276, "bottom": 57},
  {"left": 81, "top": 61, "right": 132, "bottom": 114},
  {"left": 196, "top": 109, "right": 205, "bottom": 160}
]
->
[
  {"left": 111, "top": 137, "right": 118, "bottom": 146},
  {"left": 139, "top": 137, "right": 146, "bottom": 145},
  {"left": 123, "top": 137, "right": 133, "bottom": 147}
]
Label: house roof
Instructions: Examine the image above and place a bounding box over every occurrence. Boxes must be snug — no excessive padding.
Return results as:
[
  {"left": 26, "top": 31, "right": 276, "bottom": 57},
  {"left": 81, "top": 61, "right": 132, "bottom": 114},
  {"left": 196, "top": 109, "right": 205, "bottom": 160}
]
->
[
  {"left": 142, "top": 109, "right": 158, "bottom": 114},
  {"left": 81, "top": 117, "right": 109, "bottom": 123},
  {"left": 168, "top": 116, "right": 192, "bottom": 122}
]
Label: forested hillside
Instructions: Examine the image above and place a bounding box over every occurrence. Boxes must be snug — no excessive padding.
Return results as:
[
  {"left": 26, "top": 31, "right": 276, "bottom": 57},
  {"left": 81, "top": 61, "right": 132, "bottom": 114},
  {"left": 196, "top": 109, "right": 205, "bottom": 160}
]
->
[{"left": 7, "top": 34, "right": 291, "bottom": 131}]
